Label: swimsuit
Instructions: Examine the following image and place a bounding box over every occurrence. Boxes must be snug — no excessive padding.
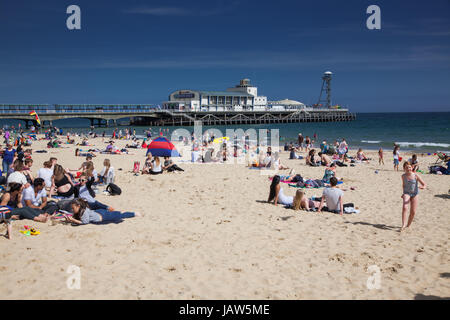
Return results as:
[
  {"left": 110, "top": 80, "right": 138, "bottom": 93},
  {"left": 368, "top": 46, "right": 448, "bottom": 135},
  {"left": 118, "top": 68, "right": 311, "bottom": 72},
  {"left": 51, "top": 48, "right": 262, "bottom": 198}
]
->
[{"left": 403, "top": 175, "right": 419, "bottom": 197}]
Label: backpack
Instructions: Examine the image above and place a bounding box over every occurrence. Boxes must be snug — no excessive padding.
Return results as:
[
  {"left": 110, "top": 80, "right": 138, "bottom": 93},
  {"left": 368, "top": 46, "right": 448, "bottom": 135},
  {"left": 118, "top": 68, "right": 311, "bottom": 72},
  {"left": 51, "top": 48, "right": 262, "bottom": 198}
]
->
[{"left": 106, "top": 183, "right": 122, "bottom": 196}]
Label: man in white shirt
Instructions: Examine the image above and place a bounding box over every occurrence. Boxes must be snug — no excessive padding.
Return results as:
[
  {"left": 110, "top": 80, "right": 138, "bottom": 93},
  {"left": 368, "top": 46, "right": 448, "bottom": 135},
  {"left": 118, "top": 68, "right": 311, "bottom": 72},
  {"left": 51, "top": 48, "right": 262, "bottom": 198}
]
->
[
  {"left": 22, "top": 178, "right": 47, "bottom": 210},
  {"left": 318, "top": 177, "right": 344, "bottom": 215}
]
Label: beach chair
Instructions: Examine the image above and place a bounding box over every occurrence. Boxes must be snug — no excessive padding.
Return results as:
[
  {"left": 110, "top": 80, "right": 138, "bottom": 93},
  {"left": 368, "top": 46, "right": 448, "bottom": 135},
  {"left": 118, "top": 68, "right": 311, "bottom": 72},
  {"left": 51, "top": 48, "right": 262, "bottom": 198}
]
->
[{"left": 435, "top": 152, "right": 448, "bottom": 165}]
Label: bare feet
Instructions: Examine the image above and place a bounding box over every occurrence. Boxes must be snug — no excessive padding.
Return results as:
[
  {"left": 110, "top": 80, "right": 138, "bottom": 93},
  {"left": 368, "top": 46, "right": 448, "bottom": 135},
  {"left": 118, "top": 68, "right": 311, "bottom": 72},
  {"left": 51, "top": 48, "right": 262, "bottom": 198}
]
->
[{"left": 134, "top": 212, "right": 143, "bottom": 217}]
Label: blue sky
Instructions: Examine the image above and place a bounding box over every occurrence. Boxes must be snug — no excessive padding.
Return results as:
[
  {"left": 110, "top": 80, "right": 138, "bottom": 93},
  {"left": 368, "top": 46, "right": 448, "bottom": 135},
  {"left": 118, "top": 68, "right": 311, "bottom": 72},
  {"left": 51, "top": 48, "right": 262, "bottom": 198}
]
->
[{"left": 0, "top": 0, "right": 449, "bottom": 112}]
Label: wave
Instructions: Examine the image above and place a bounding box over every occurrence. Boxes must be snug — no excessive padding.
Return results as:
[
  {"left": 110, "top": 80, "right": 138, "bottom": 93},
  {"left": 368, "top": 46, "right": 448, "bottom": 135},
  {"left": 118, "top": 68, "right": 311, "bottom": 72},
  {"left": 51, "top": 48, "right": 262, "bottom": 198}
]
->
[
  {"left": 361, "top": 140, "right": 381, "bottom": 144},
  {"left": 395, "top": 142, "right": 450, "bottom": 148}
]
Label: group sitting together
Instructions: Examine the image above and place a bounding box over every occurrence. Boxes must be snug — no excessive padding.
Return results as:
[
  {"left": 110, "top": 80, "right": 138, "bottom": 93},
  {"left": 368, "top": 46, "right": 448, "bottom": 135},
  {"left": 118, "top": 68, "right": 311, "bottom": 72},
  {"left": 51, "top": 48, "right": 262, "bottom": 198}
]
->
[
  {"left": 268, "top": 175, "right": 358, "bottom": 215},
  {"left": 0, "top": 153, "right": 138, "bottom": 239},
  {"left": 140, "top": 152, "right": 184, "bottom": 175}
]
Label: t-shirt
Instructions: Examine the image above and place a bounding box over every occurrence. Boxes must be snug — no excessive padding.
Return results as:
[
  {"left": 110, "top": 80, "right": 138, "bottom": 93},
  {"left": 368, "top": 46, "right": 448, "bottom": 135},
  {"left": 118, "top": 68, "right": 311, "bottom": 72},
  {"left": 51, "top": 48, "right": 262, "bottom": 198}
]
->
[
  {"left": 99, "top": 166, "right": 115, "bottom": 184},
  {"left": 80, "top": 208, "right": 102, "bottom": 224},
  {"left": 151, "top": 160, "right": 162, "bottom": 172},
  {"left": 322, "top": 187, "right": 344, "bottom": 212},
  {"left": 3, "top": 149, "right": 16, "bottom": 163},
  {"left": 22, "top": 186, "right": 47, "bottom": 207},
  {"left": 38, "top": 168, "right": 53, "bottom": 188},
  {"left": 7, "top": 171, "right": 27, "bottom": 185},
  {"left": 78, "top": 185, "right": 95, "bottom": 203}
]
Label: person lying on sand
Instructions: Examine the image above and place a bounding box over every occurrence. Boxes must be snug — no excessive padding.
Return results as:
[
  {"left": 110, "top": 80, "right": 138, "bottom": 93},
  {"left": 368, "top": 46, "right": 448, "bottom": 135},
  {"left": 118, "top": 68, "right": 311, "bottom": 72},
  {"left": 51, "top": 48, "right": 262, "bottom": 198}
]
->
[{"left": 63, "top": 198, "right": 141, "bottom": 225}]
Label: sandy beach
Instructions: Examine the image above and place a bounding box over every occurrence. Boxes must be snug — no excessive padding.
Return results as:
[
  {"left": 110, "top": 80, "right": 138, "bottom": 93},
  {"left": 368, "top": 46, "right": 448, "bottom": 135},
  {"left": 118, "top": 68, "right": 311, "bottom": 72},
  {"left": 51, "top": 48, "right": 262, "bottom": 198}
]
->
[{"left": 0, "top": 136, "right": 449, "bottom": 300}]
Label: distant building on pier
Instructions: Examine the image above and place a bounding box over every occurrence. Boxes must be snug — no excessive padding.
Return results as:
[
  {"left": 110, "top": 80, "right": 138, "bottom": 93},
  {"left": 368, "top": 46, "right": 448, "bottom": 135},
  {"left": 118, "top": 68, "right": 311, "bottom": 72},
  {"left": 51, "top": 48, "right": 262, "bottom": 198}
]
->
[{"left": 163, "top": 79, "right": 268, "bottom": 112}]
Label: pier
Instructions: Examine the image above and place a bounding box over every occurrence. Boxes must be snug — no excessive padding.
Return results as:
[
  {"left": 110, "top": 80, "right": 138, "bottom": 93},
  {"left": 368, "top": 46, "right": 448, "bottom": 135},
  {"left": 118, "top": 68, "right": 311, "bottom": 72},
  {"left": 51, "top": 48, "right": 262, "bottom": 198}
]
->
[{"left": 0, "top": 104, "right": 355, "bottom": 128}]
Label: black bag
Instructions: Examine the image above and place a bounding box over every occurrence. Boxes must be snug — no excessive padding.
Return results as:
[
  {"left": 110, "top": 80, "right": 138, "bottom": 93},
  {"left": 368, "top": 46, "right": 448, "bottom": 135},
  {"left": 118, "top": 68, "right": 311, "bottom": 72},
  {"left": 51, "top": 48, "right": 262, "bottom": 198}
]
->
[{"left": 106, "top": 183, "right": 122, "bottom": 195}]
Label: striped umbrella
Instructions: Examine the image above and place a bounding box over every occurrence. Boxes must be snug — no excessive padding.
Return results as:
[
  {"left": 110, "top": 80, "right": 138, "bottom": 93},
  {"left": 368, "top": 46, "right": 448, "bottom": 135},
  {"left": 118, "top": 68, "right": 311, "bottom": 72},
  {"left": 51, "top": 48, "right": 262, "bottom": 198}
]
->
[{"left": 146, "top": 137, "right": 181, "bottom": 157}]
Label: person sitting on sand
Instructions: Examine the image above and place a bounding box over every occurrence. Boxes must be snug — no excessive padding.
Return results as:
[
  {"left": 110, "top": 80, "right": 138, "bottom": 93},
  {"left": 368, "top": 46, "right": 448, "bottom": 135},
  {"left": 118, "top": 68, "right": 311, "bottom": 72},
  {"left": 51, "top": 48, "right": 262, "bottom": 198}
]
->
[
  {"left": 105, "top": 141, "right": 114, "bottom": 153},
  {"left": 292, "top": 190, "right": 321, "bottom": 211},
  {"left": 320, "top": 140, "right": 329, "bottom": 154},
  {"left": 21, "top": 178, "right": 48, "bottom": 211},
  {"left": 79, "top": 138, "right": 90, "bottom": 147},
  {"left": 289, "top": 146, "right": 302, "bottom": 160},
  {"left": 141, "top": 153, "right": 153, "bottom": 174},
  {"left": 322, "top": 163, "right": 337, "bottom": 184},
  {"left": 6, "top": 160, "right": 29, "bottom": 187},
  {"left": 150, "top": 156, "right": 163, "bottom": 175},
  {"left": 267, "top": 175, "right": 293, "bottom": 206},
  {"left": 271, "top": 152, "right": 289, "bottom": 170},
  {"left": 63, "top": 198, "right": 141, "bottom": 225},
  {"left": 74, "top": 173, "right": 114, "bottom": 212},
  {"left": 98, "top": 159, "right": 115, "bottom": 185},
  {"left": 163, "top": 156, "right": 184, "bottom": 172},
  {"left": 356, "top": 148, "right": 369, "bottom": 162},
  {"left": 23, "top": 158, "right": 34, "bottom": 184},
  {"left": 0, "top": 183, "right": 49, "bottom": 222},
  {"left": 84, "top": 161, "right": 99, "bottom": 184},
  {"left": 408, "top": 154, "right": 419, "bottom": 172},
  {"left": 70, "top": 155, "right": 94, "bottom": 174},
  {"left": 38, "top": 160, "right": 54, "bottom": 189},
  {"left": 318, "top": 152, "right": 332, "bottom": 166},
  {"left": 400, "top": 161, "right": 426, "bottom": 232},
  {"left": 49, "top": 164, "right": 75, "bottom": 199},
  {"left": 306, "top": 150, "right": 320, "bottom": 167},
  {"left": 318, "top": 177, "right": 345, "bottom": 215}
]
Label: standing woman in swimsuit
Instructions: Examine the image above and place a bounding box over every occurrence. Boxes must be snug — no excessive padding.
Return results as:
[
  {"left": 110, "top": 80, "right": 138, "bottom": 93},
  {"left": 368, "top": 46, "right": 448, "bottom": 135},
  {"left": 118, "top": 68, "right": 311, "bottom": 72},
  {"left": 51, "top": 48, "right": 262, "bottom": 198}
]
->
[
  {"left": 400, "top": 162, "right": 426, "bottom": 232},
  {"left": 49, "top": 164, "right": 75, "bottom": 199}
]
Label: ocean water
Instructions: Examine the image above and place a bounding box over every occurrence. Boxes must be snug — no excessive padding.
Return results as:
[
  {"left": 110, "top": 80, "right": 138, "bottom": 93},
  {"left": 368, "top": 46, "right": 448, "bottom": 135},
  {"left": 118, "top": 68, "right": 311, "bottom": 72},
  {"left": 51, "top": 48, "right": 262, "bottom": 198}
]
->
[{"left": 1, "top": 112, "right": 449, "bottom": 153}]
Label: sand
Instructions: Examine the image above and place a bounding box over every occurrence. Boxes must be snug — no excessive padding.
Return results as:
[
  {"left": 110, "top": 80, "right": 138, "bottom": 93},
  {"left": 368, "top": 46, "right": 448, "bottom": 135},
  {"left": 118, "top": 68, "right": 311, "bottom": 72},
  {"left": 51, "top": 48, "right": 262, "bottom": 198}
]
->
[{"left": 0, "top": 136, "right": 449, "bottom": 300}]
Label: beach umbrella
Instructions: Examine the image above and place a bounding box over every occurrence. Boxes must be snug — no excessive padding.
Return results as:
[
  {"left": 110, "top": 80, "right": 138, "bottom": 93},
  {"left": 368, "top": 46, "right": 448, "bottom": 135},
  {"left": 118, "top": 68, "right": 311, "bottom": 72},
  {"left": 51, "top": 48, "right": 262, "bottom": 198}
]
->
[{"left": 146, "top": 137, "right": 181, "bottom": 157}]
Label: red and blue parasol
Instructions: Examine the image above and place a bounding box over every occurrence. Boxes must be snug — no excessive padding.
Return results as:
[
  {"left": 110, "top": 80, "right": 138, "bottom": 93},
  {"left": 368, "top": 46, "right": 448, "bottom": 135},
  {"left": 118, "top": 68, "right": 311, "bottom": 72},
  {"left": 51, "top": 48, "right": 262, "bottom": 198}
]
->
[{"left": 146, "top": 137, "right": 181, "bottom": 157}]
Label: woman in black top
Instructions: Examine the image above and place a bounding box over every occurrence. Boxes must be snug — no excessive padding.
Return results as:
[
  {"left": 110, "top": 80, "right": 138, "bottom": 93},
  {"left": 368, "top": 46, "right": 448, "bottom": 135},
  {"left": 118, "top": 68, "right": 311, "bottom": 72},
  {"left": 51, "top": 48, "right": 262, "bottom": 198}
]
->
[{"left": 50, "top": 164, "right": 75, "bottom": 198}]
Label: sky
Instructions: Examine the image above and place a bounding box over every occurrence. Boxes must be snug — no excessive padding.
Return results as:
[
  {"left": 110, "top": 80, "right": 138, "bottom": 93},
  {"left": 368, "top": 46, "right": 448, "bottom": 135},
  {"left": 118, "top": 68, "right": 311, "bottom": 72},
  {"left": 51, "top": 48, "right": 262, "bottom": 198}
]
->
[{"left": 0, "top": 0, "right": 449, "bottom": 112}]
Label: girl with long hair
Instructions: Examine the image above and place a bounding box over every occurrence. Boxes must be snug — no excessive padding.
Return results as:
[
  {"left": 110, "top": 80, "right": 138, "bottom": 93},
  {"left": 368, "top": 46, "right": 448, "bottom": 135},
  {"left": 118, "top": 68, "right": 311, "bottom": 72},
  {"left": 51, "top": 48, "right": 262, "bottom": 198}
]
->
[
  {"left": 64, "top": 198, "right": 141, "bottom": 225},
  {"left": 268, "top": 175, "right": 293, "bottom": 206}
]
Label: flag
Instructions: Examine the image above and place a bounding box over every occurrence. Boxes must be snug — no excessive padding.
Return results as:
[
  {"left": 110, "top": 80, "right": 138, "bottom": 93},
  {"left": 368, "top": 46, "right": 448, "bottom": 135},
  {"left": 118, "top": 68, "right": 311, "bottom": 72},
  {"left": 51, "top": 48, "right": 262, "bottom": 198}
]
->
[{"left": 29, "top": 110, "right": 41, "bottom": 125}]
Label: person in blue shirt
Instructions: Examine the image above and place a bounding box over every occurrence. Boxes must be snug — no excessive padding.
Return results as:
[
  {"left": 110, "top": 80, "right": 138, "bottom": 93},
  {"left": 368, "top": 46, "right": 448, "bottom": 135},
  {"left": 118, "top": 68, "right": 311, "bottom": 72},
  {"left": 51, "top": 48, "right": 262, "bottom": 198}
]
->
[{"left": 2, "top": 144, "right": 16, "bottom": 176}]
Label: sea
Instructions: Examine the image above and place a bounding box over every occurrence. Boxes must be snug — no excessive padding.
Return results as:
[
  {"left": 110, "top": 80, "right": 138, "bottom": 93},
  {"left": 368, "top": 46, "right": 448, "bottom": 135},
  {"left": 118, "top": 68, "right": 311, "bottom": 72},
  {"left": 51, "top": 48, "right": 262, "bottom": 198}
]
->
[{"left": 1, "top": 112, "right": 449, "bottom": 153}]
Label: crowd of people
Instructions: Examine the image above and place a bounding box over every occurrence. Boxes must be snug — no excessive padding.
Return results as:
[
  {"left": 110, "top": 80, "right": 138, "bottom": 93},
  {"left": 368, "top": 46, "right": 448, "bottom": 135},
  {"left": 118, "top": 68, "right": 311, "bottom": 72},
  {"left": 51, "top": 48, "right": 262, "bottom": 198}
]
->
[
  {"left": 0, "top": 125, "right": 441, "bottom": 239},
  {"left": 268, "top": 133, "right": 430, "bottom": 232}
]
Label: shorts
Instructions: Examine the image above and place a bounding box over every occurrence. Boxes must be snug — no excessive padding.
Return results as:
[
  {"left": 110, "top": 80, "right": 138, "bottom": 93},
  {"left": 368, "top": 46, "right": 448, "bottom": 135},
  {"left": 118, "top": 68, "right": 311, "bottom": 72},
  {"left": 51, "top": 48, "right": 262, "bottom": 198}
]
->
[{"left": 394, "top": 159, "right": 399, "bottom": 165}]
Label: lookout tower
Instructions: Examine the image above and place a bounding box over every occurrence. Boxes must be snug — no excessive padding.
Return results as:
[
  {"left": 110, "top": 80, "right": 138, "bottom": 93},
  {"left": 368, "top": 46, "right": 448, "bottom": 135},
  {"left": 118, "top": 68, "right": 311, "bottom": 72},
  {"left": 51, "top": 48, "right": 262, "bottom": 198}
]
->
[{"left": 317, "top": 71, "right": 333, "bottom": 108}]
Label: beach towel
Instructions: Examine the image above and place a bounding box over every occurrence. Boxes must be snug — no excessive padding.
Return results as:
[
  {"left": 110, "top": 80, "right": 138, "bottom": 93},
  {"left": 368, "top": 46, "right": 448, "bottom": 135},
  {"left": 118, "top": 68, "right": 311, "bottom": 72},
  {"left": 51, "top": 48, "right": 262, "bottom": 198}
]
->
[{"left": 289, "top": 180, "right": 343, "bottom": 189}]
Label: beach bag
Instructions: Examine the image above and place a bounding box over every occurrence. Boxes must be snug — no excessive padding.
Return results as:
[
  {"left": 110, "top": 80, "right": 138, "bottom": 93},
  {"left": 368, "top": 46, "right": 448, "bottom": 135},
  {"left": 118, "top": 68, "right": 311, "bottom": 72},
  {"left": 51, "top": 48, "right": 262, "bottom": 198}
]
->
[{"left": 106, "top": 183, "right": 122, "bottom": 196}]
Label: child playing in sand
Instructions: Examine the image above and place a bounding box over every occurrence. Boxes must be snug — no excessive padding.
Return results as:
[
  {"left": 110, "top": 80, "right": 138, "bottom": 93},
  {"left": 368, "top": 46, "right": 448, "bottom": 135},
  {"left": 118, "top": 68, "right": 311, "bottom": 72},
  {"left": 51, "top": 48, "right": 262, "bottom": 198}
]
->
[
  {"left": 378, "top": 148, "right": 384, "bottom": 165},
  {"left": 400, "top": 162, "right": 426, "bottom": 232}
]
